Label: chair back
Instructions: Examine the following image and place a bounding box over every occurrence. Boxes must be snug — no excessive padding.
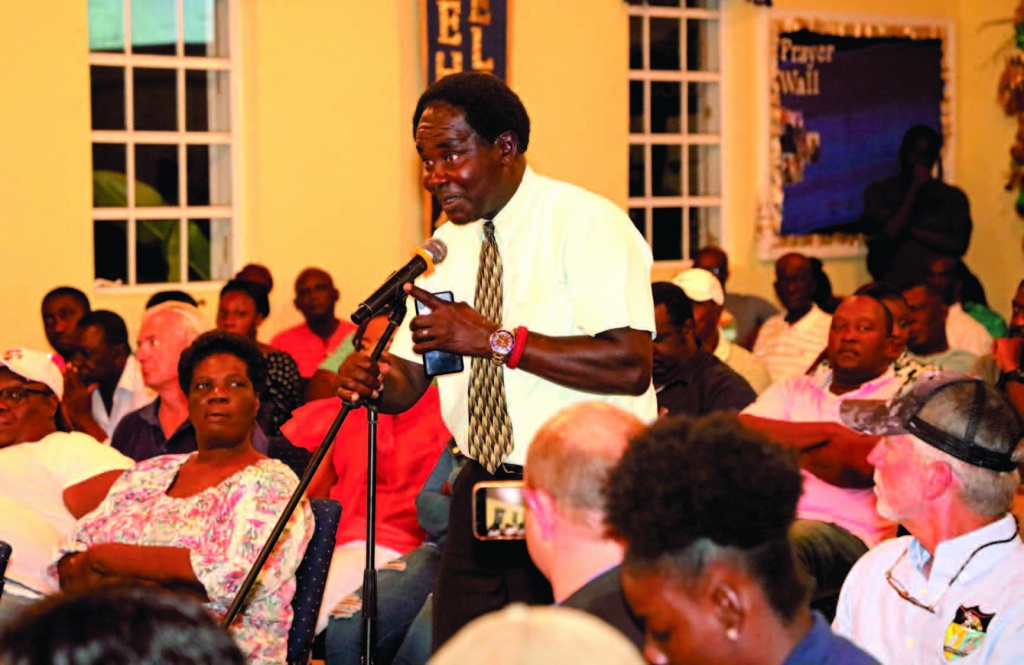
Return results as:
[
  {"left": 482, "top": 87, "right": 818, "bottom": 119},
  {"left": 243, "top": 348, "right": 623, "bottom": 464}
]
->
[
  {"left": 0, "top": 541, "right": 11, "bottom": 598},
  {"left": 287, "top": 498, "right": 341, "bottom": 665}
]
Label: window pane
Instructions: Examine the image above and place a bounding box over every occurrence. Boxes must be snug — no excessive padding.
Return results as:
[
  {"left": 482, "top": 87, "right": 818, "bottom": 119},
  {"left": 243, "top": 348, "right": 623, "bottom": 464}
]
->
[
  {"left": 94, "top": 220, "right": 127, "bottom": 282},
  {"left": 688, "top": 82, "right": 720, "bottom": 134},
  {"left": 630, "top": 80, "right": 644, "bottom": 134},
  {"left": 93, "top": 144, "right": 127, "bottom": 207},
  {"left": 651, "top": 81, "right": 681, "bottom": 134},
  {"left": 688, "top": 145, "right": 720, "bottom": 196},
  {"left": 91, "top": 66, "right": 125, "bottom": 130},
  {"left": 652, "top": 145, "right": 682, "bottom": 197},
  {"left": 687, "top": 0, "right": 720, "bottom": 7},
  {"left": 131, "top": 0, "right": 177, "bottom": 55},
  {"left": 649, "top": 0, "right": 682, "bottom": 5},
  {"left": 186, "top": 70, "right": 231, "bottom": 132},
  {"left": 187, "top": 218, "right": 232, "bottom": 281},
  {"left": 629, "top": 17, "right": 643, "bottom": 70},
  {"left": 137, "top": 219, "right": 179, "bottom": 283},
  {"left": 690, "top": 206, "right": 722, "bottom": 255},
  {"left": 184, "top": 0, "right": 230, "bottom": 57},
  {"left": 687, "top": 19, "right": 719, "bottom": 72},
  {"left": 629, "top": 208, "right": 647, "bottom": 239},
  {"left": 88, "top": 0, "right": 125, "bottom": 53},
  {"left": 652, "top": 208, "right": 683, "bottom": 261},
  {"left": 187, "top": 144, "right": 232, "bottom": 206},
  {"left": 135, "top": 144, "right": 179, "bottom": 206},
  {"left": 133, "top": 68, "right": 178, "bottom": 131},
  {"left": 629, "top": 145, "right": 646, "bottom": 198},
  {"left": 650, "top": 18, "right": 680, "bottom": 71}
]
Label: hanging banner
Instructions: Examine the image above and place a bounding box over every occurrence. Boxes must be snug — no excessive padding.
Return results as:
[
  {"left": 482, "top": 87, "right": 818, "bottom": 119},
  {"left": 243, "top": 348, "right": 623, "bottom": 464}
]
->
[
  {"left": 424, "top": 0, "right": 509, "bottom": 85},
  {"left": 757, "top": 16, "right": 950, "bottom": 259}
]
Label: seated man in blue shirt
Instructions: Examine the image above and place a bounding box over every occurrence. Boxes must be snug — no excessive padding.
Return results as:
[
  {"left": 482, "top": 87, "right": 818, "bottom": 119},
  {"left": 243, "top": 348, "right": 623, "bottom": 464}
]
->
[{"left": 835, "top": 372, "right": 1024, "bottom": 663}]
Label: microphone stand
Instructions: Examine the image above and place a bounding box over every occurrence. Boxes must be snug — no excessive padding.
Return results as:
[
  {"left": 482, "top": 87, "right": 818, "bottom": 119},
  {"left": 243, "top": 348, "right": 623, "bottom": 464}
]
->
[
  {"left": 360, "top": 296, "right": 407, "bottom": 665},
  {"left": 221, "top": 295, "right": 408, "bottom": 665}
]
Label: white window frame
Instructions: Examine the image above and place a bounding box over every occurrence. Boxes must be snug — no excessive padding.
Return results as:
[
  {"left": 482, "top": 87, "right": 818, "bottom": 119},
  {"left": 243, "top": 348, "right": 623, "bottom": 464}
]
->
[
  {"left": 89, "top": 0, "right": 239, "bottom": 291},
  {"left": 627, "top": 1, "right": 724, "bottom": 268}
]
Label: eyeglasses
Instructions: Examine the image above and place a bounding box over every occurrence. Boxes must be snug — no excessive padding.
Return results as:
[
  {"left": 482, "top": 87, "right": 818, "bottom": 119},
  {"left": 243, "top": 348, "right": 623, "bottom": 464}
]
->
[
  {"left": 885, "top": 517, "right": 1019, "bottom": 613},
  {"left": 0, "top": 387, "right": 52, "bottom": 405}
]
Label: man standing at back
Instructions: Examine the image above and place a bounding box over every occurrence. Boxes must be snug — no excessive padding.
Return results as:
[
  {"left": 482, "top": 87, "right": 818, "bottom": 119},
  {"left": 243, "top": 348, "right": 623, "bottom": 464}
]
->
[
  {"left": 271, "top": 267, "right": 356, "bottom": 381},
  {"left": 334, "top": 71, "right": 656, "bottom": 649}
]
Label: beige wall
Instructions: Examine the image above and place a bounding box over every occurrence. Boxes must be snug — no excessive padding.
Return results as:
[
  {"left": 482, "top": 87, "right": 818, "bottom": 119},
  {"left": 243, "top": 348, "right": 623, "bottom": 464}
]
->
[{"left": 0, "top": 0, "right": 1019, "bottom": 353}]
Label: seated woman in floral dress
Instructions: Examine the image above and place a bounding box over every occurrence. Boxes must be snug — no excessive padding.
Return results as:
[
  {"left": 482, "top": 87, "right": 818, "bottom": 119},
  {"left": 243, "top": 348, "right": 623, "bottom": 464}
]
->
[{"left": 56, "top": 331, "right": 313, "bottom": 664}]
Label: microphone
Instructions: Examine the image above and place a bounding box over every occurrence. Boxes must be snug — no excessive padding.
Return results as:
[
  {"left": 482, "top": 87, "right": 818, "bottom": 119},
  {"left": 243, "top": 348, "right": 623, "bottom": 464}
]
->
[{"left": 350, "top": 239, "right": 448, "bottom": 325}]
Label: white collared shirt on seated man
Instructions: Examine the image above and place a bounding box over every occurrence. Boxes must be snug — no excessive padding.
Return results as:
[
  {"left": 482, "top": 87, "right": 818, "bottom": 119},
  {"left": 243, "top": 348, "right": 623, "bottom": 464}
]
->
[{"left": 834, "top": 514, "right": 1024, "bottom": 664}]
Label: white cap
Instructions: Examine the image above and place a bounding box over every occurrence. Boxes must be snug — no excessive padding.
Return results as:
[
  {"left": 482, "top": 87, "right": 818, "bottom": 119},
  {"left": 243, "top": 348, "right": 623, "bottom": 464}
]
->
[
  {"left": 672, "top": 268, "right": 725, "bottom": 305},
  {"left": 428, "top": 604, "right": 645, "bottom": 665},
  {"left": 0, "top": 348, "right": 65, "bottom": 400}
]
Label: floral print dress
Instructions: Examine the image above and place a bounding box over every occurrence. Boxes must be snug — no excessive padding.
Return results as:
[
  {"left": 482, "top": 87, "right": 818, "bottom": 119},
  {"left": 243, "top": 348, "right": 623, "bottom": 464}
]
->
[{"left": 61, "top": 454, "right": 313, "bottom": 664}]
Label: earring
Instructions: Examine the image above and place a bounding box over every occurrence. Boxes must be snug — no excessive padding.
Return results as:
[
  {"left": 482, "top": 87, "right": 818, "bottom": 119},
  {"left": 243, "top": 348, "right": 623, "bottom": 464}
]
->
[{"left": 725, "top": 626, "right": 739, "bottom": 642}]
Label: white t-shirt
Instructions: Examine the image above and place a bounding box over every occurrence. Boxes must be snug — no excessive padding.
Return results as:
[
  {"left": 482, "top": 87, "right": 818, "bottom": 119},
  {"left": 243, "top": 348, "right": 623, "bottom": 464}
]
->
[
  {"left": 753, "top": 304, "right": 832, "bottom": 384},
  {"left": 946, "top": 302, "right": 993, "bottom": 358},
  {"left": 391, "top": 166, "right": 658, "bottom": 465},
  {"left": 0, "top": 431, "right": 133, "bottom": 596}
]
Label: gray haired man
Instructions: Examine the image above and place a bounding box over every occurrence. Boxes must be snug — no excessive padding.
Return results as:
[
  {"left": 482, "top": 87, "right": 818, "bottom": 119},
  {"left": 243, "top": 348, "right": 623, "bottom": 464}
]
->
[{"left": 834, "top": 372, "right": 1024, "bottom": 663}]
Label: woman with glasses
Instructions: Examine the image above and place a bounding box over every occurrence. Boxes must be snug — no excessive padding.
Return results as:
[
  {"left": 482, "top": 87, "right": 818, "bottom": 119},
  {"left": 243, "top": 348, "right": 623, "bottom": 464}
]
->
[{"left": 0, "top": 349, "right": 132, "bottom": 626}]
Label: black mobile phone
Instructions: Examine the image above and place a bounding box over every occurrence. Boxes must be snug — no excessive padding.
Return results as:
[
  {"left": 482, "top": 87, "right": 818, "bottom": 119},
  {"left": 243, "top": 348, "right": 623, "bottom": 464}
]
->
[
  {"left": 415, "top": 290, "right": 465, "bottom": 377},
  {"left": 473, "top": 480, "right": 526, "bottom": 541}
]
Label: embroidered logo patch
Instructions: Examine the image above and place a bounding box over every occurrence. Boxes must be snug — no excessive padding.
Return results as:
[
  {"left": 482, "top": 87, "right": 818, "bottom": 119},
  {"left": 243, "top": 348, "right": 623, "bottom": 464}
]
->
[{"left": 943, "top": 605, "right": 995, "bottom": 661}]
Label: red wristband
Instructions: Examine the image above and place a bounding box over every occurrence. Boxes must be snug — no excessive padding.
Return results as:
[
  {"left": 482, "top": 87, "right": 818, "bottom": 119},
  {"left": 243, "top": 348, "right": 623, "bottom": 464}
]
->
[{"left": 506, "top": 326, "right": 528, "bottom": 369}]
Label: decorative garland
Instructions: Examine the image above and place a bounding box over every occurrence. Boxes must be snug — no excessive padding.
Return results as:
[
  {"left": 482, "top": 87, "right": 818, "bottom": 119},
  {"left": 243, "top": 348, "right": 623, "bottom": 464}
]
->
[{"left": 998, "top": 3, "right": 1024, "bottom": 217}]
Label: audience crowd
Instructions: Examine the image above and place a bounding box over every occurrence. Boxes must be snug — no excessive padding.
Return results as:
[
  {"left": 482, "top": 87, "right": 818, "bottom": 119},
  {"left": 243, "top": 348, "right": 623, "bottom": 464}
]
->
[{"left": 3, "top": 73, "right": 1024, "bottom": 665}]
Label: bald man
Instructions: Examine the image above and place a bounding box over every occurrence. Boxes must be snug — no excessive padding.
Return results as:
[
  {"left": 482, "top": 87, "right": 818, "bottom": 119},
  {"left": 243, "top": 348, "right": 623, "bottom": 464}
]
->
[
  {"left": 753, "top": 253, "right": 833, "bottom": 383},
  {"left": 523, "top": 402, "right": 645, "bottom": 648},
  {"left": 271, "top": 267, "right": 356, "bottom": 379}
]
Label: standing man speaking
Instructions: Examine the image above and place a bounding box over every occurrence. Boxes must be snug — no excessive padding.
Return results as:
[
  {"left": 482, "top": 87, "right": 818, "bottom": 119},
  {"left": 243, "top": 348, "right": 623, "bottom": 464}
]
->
[{"left": 334, "top": 72, "right": 656, "bottom": 648}]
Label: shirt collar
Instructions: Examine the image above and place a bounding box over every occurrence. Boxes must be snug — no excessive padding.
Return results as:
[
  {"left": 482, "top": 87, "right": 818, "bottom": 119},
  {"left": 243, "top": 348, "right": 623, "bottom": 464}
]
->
[
  {"left": 908, "top": 513, "right": 1020, "bottom": 581},
  {"left": 815, "top": 365, "right": 897, "bottom": 395},
  {"left": 712, "top": 336, "right": 731, "bottom": 362},
  {"left": 488, "top": 164, "right": 535, "bottom": 235}
]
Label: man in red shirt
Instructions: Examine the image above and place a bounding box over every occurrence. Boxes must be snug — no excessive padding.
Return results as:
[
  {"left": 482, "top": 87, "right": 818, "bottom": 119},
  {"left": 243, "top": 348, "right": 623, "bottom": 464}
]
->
[{"left": 271, "top": 268, "right": 356, "bottom": 380}]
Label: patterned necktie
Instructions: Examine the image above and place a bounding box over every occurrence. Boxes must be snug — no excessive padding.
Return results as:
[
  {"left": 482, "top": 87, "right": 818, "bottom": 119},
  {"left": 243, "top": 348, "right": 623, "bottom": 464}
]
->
[{"left": 468, "top": 220, "right": 514, "bottom": 473}]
